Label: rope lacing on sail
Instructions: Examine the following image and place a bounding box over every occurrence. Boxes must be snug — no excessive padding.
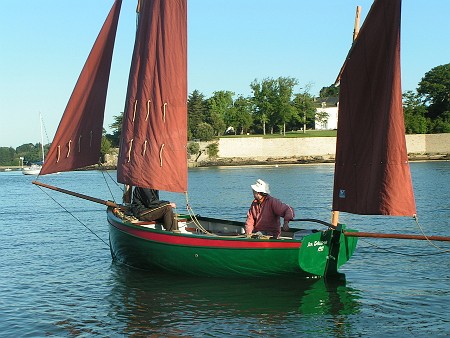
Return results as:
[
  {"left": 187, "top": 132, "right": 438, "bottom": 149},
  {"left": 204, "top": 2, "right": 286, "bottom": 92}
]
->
[
  {"left": 162, "top": 102, "right": 167, "bottom": 122},
  {"left": 67, "top": 140, "right": 72, "bottom": 158}
]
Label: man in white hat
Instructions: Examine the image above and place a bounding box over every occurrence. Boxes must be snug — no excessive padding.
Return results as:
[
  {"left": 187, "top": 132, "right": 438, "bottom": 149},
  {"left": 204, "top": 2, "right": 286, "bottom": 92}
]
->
[{"left": 245, "top": 179, "right": 295, "bottom": 238}]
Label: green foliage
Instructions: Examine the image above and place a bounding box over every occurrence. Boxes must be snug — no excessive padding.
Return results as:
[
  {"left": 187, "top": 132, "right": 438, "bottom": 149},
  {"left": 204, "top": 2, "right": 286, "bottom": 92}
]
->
[
  {"left": 227, "top": 95, "right": 253, "bottom": 134},
  {"left": 315, "top": 110, "right": 330, "bottom": 129},
  {"left": 417, "top": 63, "right": 450, "bottom": 120},
  {"left": 250, "top": 76, "right": 300, "bottom": 135},
  {"left": 319, "top": 84, "right": 339, "bottom": 98},
  {"left": 428, "top": 112, "right": 450, "bottom": 133},
  {"left": 196, "top": 122, "right": 215, "bottom": 141},
  {"left": 100, "top": 135, "right": 112, "bottom": 162},
  {"left": 207, "top": 91, "right": 234, "bottom": 136},
  {"left": 108, "top": 112, "right": 123, "bottom": 147},
  {"left": 206, "top": 142, "right": 219, "bottom": 158},
  {"left": 0, "top": 147, "right": 15, "bottom": 166},
  {"left": 403, "top": 91, "right": 427, "bottom": 134},
  {"left": 292, "top": 91, "right": 316, "bottom": 130},
  {"left": 187, "top": 142, "right": 200, "bottom": 156},
  {"left": 188, "top": 90, "right": 208, "bottom": 140}
]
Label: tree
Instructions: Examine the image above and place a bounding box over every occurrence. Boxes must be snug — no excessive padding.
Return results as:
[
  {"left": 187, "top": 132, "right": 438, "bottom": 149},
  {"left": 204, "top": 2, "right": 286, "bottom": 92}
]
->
[
  {"left": 195, "top": 122, "right": 215, "bottom": 141},
  {"left": 292, "top": 91, "right": 316, "bottom": 132},
  {"left": 100, "top": 128, "right": 112, "bottom": 162},
  {"left": 417, "top": 63, "right": 450, "bottom": 120},
  {"left": 16, "top": 143, "right": 42, "bottom": 164},
  {"left": 276, "top": 77, "right": 298, "bottom": 135},
  {"left": 188, "top": 90, "right": 208, "bottom": 140},
  {"left": 207, "top": 90, "right": 234, "bottom": 136},
  {"left": 251, "top": 77, "right": 299, "bottom": 135},
  {"left": 403, "top": 90, "right": 427, "bottom": 134},
  {"left": 319, "top": 84, "right": 339, "bottom": 98},
  {"left": 315, "top": 110, "right": 330, "bottom": 130},
  {"left": 0, "top": 147, "right": 15, "bottom": 166},
  {"left": 231, "top": 96, "right": 253, "bottom": 134},
  {"left": 251, "top": 78, "right": 276, "bottom": 135},
  {"left": 187, "top": 142, "right": 200, "bottom": 156},
  {"left": 108, "top": 112, "right": 123, "bottom": 147}
]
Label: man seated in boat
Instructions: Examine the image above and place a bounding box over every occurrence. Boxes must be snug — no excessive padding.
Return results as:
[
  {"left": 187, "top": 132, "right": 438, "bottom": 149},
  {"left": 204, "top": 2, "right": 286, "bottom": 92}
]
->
[
  {"left": 130, "top": 187, "right": 179, "bottom": 232},
  {"left": 245, "top": 179, "right": 295, "bottom": 239}
]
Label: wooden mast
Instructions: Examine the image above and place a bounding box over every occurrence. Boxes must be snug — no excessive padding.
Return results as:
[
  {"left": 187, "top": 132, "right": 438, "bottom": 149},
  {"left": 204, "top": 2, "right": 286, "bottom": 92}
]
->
[{"left": 332, "top": 5, "right": 362, "bottom": 226}]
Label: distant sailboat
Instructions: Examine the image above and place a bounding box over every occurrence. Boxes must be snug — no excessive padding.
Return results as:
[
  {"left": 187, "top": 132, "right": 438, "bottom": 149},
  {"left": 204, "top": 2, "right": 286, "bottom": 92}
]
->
[
  {"left": 32, "top": 0, "right": 449, "bottom": 279},
  {"left": 22, "top": 113, "right": 45, "bottom": 176}
]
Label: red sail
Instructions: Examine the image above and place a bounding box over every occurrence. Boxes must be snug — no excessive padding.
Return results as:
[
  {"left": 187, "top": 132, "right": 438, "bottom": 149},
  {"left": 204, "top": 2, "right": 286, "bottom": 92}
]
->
[
  {"left": 39, "top": 1, "right": 122, "bottom": 176},
  {"left": 117, "top": 0, "right": 188, "bottom": 193},
  {"left": 332, "top": 0, "right": 416, "bottom": 216}
]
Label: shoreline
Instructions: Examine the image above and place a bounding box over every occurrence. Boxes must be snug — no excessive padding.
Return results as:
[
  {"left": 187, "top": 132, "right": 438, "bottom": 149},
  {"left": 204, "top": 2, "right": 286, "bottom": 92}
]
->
[
  {"left": 2, "top": 153, "right": 448, "bottom": 172},
  {"left": 192, "top": 153, "right": 449, "bottom": 168}
]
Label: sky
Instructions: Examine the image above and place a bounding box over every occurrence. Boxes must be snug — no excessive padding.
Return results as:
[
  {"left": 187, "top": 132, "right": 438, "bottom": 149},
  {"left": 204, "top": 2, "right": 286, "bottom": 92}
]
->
[{"left": 1, "top": 0, "right": 449, "bottom": 148}]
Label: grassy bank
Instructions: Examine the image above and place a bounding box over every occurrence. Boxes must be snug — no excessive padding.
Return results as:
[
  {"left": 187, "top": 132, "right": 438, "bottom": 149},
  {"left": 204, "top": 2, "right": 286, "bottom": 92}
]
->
[{"left": 220, "top": 130, "right": 337, "bottom": 138}]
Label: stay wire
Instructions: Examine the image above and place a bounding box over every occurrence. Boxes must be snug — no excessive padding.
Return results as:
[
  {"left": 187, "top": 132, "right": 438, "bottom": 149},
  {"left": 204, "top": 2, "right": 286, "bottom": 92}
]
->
[
  {"left": 357, "top": 238, "right": 449, "bottom": 256},
  {"left": 413, "top": 214, "right": 450, "bottom": 253},
  {"left": 36, "top": 184, "right": 110, "bottom": 248},
  {"left": 98, "top": 163, "right": 123, "bottom": 203}
]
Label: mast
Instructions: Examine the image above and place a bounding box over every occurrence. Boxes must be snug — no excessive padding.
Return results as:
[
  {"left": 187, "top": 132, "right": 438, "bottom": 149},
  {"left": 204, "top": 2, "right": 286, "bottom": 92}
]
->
[
  {"left": 39, "top": 112, "right": 45, "bottom": 163},
  {"left": 353, "top": 6, "right": 362, "bottom": 41},
  {"left": 331, "top": 5, "right": 361, "bottom": 226}
]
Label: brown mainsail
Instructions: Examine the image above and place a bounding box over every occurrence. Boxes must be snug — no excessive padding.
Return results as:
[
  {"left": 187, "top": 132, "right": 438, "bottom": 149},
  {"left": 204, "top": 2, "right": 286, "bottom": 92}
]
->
[
  {"left": 39, "top": 0, "right": 122, "bottom": 176},
  {"left": 116, "top": 0, "right": 188, "bottom": 193},
  {"left": 332, "top": 0, "right": 416, "bottom": 216}
]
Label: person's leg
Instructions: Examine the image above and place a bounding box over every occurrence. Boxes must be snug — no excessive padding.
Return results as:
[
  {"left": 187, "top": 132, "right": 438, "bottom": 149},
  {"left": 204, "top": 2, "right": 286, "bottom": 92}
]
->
[{"left": 140, "top": 205, "right": 178, "bottom": 231}]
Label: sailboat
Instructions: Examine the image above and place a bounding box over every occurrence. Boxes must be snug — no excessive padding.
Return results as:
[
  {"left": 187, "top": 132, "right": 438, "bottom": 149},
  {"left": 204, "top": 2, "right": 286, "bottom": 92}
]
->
[
  {"left": 22, "top": 113, "right": 45, "bottom": 176},
  {"left": 31, "top": 0, "right": 448, "bottom": 278}
]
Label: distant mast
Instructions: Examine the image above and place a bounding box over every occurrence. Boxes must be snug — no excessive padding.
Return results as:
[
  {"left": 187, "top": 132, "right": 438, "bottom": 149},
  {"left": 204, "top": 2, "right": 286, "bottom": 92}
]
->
[{"left": 39, "top": 113, "right": 45, "bottom": 164}]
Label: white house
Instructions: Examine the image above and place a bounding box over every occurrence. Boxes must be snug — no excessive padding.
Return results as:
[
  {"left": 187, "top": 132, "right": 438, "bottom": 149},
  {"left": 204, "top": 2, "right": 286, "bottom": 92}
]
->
[{"left": 315, "top": 99, "right": 339, "bottom": 130}]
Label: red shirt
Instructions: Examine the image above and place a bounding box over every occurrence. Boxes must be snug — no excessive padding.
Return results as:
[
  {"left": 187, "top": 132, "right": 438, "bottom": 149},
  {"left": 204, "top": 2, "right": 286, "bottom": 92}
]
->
[{"left": 245, "top": 195, "right": 295, "bottom": 238}]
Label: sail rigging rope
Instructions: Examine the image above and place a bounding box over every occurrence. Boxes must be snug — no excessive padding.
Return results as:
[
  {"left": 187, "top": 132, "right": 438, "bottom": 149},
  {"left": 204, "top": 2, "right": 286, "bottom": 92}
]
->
[
  {"left": 413, "top": 215, "right": 450, "bottom": 253},
  {"left": 351, "top": 215, "right": 450, "bottom": 256},
  {"left": 98, "top": 165, "right": 121, "bottom": 204},
  {"left": 182, "top": 191, "right": 250, "bottom": 238},
  {"left": 355, "top": 237, "right": 449, "bottom": 256},
  {"left": 35, "top": 184, "right": 110, "bottom": 249},
  {"left": 183, "top": 191, "right": 216, "bottom": 235}
]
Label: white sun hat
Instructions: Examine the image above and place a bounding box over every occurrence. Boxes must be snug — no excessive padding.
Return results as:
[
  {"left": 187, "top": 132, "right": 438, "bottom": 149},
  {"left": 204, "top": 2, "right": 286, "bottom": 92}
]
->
[{"left": 251, "top": 179, "right": 270, "bottom": 194}]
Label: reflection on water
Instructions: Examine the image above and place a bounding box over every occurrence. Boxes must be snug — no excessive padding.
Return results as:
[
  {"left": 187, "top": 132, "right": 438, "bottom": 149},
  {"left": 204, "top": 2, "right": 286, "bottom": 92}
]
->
[{"left": 106, "top": 264, "right": 361, "bottom": 336}]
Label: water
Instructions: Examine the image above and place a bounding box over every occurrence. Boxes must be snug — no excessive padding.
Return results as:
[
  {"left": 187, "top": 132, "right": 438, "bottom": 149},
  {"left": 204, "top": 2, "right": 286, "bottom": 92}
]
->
[{"left": 0, "top": 162, "right": 449, "bottom": 337}]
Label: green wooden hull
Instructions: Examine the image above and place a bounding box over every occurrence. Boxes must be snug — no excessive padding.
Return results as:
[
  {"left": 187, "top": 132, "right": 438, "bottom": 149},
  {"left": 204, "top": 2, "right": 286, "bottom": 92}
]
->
[{"left": 107, "top": 208, "right": 358, "bottom": 278}]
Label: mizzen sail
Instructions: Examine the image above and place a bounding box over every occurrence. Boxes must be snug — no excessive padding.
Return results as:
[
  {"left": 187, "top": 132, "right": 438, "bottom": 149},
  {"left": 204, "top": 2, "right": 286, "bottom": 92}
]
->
[
  {"left": 39, "top": 0, "right": 122, "bottom": 176},
  {"left": 332, "top": 0, "right": 416, "bottom": 216},
  {"left": 117, "top": 0, "right": 188, "bottom": 193}
]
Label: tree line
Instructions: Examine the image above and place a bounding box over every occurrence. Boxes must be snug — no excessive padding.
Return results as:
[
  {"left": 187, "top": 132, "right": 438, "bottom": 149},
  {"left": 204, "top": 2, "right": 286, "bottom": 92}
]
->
[{"left": 1, "top": 63, "right": 448, "bottom": 166}]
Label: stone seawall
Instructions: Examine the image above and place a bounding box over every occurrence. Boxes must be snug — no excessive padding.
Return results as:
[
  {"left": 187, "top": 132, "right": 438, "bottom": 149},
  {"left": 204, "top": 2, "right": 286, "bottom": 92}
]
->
[
  {"left": 103, "top": 133, "right": 450, "bottom": 167},
  {"left": 197, "top": 133, "right": 450, "bottom": 166}
]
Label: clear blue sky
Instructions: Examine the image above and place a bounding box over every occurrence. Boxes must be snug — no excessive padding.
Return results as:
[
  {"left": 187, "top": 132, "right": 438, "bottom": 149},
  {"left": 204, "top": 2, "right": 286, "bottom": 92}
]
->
[{"left": 1, "top": 0, "right": 448, "bottom": 148}]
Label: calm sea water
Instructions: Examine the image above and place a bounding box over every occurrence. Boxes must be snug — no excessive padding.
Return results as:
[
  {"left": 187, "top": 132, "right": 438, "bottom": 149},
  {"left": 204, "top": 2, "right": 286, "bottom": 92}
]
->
[{"left": 0, "top": 162, "right": 449, "bottom": 337}]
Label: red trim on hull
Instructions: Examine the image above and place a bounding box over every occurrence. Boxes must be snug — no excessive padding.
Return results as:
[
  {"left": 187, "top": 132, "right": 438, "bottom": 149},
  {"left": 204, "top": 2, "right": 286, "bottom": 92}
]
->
[{"left": 109, "top": 219, "right": 301, "bottom": 249}]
